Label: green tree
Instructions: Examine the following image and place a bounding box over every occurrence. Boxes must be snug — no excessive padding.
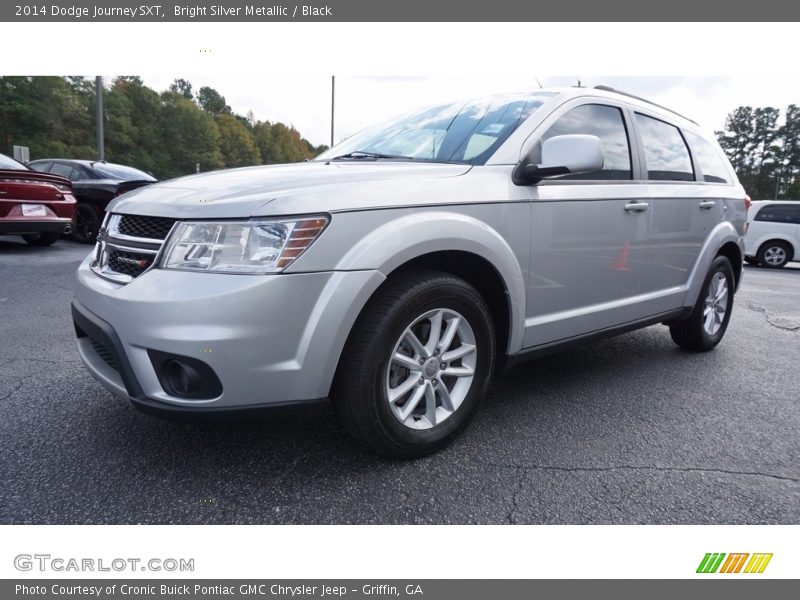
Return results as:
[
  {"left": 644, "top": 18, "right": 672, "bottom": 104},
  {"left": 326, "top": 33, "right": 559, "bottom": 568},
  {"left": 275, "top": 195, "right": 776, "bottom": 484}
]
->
[
  {"left": 781, "top": 105, "right": 800, "bottom": 198},
  {"left": 750, "top": 107, "right": 780, "bottom": 198},
  {"left": 159, "top": 92, "right": 224, "bottom": 177},
  {"left": 105, "top": 77, "right": 165, "bottom": 175},
  {"left": 0, "top": 76, "right": 324, "bottom": 180},
  {"left": 716, "top": 106, "right": 755, "bottom": 178},
  {"left": 0, "top": 76, "right": 94, "bottom": 159},
  {"left": 169, "top": 78, "right": 193, "bottom": 100},
  {"left": 196, "top": 86, "right": 230, "bottom": 116},
  {"left": 215, "top": 113, "right": 261, "bottom": 168}
]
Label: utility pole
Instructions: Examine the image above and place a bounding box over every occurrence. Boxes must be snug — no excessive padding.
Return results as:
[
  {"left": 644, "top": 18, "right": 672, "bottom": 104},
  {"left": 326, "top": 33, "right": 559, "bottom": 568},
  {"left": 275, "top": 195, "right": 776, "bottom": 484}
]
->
[
  {"left": 330, "top": 75, "right": 335, "bottom": 148},
  {"left": 95, "top": 76, "right": 105, "bottom": 161}
]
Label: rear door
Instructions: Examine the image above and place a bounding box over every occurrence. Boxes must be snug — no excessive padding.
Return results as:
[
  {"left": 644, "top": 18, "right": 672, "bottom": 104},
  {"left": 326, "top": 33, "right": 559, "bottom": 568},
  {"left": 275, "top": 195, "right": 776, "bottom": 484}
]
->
[
  {"left": 522, "top": 100, "right": 651, "bottom": 347},
  {"left": 634, "top": 113, "right": 719, "bottom": 311}
]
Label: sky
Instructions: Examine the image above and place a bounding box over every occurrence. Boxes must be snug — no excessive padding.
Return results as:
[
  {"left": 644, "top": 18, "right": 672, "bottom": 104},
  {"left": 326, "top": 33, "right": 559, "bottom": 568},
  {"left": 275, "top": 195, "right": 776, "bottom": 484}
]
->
[{"left": 143, "top": 75, "right": 800, "bottom": 147}]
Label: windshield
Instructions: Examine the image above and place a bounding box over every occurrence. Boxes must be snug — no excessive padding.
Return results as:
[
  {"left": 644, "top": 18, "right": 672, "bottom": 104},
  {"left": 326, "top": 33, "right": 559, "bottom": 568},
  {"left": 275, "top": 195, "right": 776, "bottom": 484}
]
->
[
  {"left": 0, "top": 154, "right": 28, "bottom": 170},
  {"left": 93, "top": 163, "right": 156, "bottom": 181},
  {"left": 316, "top": 92, "right": 555, "bottom": 165}
]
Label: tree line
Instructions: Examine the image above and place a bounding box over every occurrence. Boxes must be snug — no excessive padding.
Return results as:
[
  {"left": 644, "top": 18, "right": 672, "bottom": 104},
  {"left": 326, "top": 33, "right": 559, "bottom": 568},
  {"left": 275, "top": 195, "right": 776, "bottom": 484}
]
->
[
  {"left": 0, "top": 76, "right": 329, "bottom": 180},
  {"left": 716, "top": 104, "right": 800, "bottom": 199}
]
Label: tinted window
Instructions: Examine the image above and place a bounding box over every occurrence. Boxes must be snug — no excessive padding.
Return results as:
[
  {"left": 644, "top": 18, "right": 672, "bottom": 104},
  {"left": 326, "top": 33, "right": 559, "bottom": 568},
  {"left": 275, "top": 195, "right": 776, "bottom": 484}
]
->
[
  {"left": 93, "top": 163, "right": 155, "bottom": 181},
  {"left": 636, "top": 114, "right": 694, "bottom": 181},
  {"left": 685, "top": 131, "right": 729, "bottom": 183},
  {"left": 50, "top": 163, "right": 78, "bottom": 179},
  {"left": 536, "top": 104, "right": 632, "bottom": 180},
  {"left": 755, "top": 204, "right": 800, "bottom": 224},
  {"left": 29, "top": 161, "right": 52, "bottom": 173},
  {"left": 0, "top": 154, "right": 28, "bottom": 170}
]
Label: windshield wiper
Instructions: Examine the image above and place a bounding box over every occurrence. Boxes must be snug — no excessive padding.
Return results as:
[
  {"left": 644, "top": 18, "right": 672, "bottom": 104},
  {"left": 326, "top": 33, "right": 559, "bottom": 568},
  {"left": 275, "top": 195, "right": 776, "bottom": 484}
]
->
[{"left": 331, "top": 150, "right": 414, "bottom": 161}]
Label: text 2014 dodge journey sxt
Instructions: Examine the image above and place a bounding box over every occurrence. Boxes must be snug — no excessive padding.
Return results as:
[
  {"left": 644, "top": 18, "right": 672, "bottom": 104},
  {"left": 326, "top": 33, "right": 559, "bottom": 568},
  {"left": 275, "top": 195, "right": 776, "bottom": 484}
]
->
[{"left": 73, "top": 87, "right": 747, "bottom": 457}]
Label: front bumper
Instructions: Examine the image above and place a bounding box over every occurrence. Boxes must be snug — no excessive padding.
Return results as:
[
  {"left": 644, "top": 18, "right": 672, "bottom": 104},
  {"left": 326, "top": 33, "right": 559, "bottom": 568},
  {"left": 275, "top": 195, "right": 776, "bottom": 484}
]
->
[{"left": 74, "top": 254, "right": 385, "bottom": 414}]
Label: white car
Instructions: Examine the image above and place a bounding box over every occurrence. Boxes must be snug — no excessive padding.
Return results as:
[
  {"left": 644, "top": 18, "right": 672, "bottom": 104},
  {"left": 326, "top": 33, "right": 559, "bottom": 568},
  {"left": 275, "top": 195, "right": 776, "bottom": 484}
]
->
[{"left": 744, "top": 201, "right": 800, "bottom": 268}]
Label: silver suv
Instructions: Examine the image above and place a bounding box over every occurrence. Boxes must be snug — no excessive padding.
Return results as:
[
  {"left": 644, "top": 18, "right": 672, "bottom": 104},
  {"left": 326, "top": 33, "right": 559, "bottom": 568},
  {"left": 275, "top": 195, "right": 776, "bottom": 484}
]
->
[{"left": 73, "top": 86, "right": 747, "bottom": 457}]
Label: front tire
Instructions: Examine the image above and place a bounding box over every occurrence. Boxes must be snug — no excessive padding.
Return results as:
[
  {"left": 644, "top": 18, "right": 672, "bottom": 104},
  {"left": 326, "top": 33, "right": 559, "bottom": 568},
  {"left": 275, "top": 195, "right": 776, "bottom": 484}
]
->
[
  {"left": 332, "top": 269, "right": 495, "bottom": 458},
  {"left": 669, "top": 255, "right": 735, "bottom": 351},
  {"left": 757, "top": 241, "right": 791, "bottom": 269}
]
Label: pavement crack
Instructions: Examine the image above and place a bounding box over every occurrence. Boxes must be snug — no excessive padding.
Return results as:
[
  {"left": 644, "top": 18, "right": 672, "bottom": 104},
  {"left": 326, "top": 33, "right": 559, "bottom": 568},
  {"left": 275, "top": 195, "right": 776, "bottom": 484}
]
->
[
  {"left": 496, "top": 464, "right": 528, "bottom": 524},
  {"left": 485, "top": 462, "right": 800, "bottom": 484},
  {"left": 744, "top": 302, "right": 800, "bottom": 331}
]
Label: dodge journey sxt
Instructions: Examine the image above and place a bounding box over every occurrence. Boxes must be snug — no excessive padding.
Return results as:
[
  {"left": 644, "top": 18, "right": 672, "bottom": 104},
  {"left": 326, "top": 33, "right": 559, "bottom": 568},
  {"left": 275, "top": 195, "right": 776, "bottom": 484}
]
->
[{"left": 73, "top": 86, "right": 747, "bottom": 457}]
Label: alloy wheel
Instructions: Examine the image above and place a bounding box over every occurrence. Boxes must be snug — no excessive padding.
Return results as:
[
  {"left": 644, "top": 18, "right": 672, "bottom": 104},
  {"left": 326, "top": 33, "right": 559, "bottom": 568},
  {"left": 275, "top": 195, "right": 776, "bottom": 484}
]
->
[
  {"left": 385, "top": 308, "right": 477, "bottom": 430},
  {"left": 703, "top": 272, "right": 728, "bottom": 336},
  {"left": 763, "top": 246, "right": 787, "bottom": 266}
]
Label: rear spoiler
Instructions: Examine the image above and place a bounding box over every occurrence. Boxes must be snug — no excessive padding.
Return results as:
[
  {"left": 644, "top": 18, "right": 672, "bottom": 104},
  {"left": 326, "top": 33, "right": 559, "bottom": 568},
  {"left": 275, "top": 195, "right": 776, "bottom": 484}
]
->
[{"left": 0, "top": 169, "right": 72, "bottom": 191}]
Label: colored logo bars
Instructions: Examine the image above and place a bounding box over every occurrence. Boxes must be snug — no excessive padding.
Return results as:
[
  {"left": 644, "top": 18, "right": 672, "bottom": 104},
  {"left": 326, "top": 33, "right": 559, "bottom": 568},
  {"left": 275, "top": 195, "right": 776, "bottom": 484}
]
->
[{"left": 696, "top": 553, "right": 773, "bottom": 574}]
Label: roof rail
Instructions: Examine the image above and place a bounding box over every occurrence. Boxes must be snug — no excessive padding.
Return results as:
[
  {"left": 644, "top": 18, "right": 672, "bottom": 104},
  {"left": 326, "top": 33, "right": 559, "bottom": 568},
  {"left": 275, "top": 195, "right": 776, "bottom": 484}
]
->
[{"left": 592, "top": 85, "right": 699, "bottom": 126}]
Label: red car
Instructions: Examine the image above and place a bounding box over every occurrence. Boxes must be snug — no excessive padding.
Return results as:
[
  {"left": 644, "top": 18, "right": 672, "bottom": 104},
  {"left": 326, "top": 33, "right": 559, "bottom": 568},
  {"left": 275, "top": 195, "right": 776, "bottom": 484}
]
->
[{"left": 0, "top": 153, "right": 76, "bottom": 246}]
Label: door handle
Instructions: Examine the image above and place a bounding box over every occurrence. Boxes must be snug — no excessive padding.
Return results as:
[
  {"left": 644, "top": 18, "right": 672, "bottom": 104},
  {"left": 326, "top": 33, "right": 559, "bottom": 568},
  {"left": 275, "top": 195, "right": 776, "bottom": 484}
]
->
[
  {"left": 624, "top": 201, "right": 649, "bottom": 213},
  {"left": 699, "top": 201, "right": 716, "bottom": 209}
]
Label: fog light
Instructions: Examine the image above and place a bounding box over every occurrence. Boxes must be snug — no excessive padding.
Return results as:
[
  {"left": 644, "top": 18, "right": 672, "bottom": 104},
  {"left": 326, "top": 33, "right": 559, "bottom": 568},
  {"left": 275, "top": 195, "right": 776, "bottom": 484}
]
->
[
  {"left": 148, "top": 350, "right": 223, "bottom": 400},
  {"left": 163, "top": 360, "right": 201, "bottom": 397}
]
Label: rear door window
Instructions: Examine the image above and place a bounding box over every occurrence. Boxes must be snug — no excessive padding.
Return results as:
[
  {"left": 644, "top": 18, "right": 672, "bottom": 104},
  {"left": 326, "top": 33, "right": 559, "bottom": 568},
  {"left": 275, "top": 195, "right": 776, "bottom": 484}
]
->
[
  {"left": 635, "top": 113, "right": 695, "bottom": 181},
  {"left": 29, "top": 161, "right": 52, "bottom": 173},
  {"left": 50, "top": 163, "right": 81, "bottom": 181}
]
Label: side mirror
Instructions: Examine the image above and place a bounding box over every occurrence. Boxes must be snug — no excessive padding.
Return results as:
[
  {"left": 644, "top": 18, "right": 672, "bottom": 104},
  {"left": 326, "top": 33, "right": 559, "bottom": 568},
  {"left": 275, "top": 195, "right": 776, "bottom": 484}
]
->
[{"left": 519, "top": 134, "right": 604, "bottom": 183}]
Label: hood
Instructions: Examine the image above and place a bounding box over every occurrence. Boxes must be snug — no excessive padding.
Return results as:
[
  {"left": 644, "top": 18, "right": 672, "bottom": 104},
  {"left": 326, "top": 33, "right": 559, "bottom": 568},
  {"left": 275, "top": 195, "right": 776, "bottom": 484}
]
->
[{"left": 108, "top": 161, "right": 471, "bottom": 218}]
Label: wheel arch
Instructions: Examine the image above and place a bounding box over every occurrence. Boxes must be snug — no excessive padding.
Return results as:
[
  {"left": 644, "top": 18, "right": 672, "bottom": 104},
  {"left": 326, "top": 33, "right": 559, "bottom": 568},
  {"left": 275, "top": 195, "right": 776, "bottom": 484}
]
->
[
  {"left": 383, "top": 251, "right": 513, "bottom": 367},
  {"left": 717, "top": 241, "right": 743, "bottom": 290},
  {"left": 329, "top": 211, "right": 527, "bottom": 356},
  {"left": 684, "top": 222, "right": 744, "bottom": 306}
]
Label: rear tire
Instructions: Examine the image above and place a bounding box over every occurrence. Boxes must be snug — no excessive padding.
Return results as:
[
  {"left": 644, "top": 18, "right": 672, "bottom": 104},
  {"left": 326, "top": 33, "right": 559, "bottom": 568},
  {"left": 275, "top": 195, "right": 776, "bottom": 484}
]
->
[
  {"left": 757, "top": 240, "right": 791, "bottom": 269},
  {"left": 332, "top": 269, "right": 495, "bottom": 458},
  {"left": 23, "top": 232, "right": 60, "bottom": 246},
  {"left": 669, "top": 255, "right": 735, "bottom": 351},
  {"left": 72, "top": 203, "right": 100, "bottom": 244}
]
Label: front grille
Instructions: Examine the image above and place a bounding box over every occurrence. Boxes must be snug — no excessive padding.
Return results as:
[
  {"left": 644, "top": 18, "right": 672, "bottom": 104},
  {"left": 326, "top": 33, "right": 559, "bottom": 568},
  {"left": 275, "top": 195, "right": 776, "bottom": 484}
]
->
[
  {"left": 117, "top": 214, "right": 176, "bottom": 240},
  {"left": 107, "top": 248, "right": 155, "bottom": 279},
  {"left": 88, "top": 336, "right": 118, "bottom": 371}
]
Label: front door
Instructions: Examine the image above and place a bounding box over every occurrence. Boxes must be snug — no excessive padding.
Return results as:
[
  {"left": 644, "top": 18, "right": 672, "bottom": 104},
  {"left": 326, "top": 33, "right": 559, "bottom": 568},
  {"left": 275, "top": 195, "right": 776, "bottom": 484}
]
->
[{"left": 522, "top": 102, "right": 650, "bottom": 348}]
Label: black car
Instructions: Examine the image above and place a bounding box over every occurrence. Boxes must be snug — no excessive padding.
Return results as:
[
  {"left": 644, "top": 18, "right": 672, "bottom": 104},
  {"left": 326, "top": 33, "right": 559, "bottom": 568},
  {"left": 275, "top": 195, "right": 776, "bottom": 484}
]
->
[{"left": 28, "top": 159, "right": 156, "bottom": 243}]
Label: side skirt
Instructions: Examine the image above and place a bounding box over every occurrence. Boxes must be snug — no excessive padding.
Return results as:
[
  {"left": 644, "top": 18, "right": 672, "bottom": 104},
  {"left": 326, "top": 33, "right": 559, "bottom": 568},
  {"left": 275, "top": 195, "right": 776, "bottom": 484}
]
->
[{"left": 504, "top": 307, "right": 692, "bottom": 370}]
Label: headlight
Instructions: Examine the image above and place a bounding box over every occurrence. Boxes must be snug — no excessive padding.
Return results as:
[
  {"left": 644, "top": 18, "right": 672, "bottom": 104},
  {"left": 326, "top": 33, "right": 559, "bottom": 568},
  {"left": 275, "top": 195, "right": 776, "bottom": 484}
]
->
[{"left": 160, "top": 216, "right": 329, "bottom": 274}]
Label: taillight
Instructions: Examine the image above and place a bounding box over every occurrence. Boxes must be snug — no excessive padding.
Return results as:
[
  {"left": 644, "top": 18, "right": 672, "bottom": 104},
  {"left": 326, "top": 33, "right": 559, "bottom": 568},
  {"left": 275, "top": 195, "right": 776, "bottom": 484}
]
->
[{"left": 744, "top": 194, "right": 752, "bottom": 211}]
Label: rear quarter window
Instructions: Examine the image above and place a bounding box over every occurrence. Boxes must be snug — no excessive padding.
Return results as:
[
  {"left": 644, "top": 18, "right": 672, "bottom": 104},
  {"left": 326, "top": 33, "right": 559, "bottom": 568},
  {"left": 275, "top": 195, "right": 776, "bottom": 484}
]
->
[
  {"left": 755, "top": 204, "right": 800, "bottom": 224},
  {"left": 685, "top": 131, "right": 729, "bottom": 184}
]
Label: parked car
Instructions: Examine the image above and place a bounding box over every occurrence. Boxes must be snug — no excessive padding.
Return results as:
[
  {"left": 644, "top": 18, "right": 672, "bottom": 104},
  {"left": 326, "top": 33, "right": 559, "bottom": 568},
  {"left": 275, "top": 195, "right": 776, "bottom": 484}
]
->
[
  {"left": 744, "top": 200, "right": 800, "bottom": 268},
  {"left": 0, "top": 153, "right": 76, "bottom": 246},
  {"left": 27, "top": 159, "right": 156, "bottom": 244},
  {"left": 72, "top": 87, "right": 747, "bottom": 457}
]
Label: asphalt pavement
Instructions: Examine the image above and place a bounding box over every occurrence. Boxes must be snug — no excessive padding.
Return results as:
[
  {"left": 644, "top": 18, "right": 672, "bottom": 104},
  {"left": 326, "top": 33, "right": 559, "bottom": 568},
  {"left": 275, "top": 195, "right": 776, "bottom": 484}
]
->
[{"left": 1, "top": 237, "right": 798, "bottom": 524}]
